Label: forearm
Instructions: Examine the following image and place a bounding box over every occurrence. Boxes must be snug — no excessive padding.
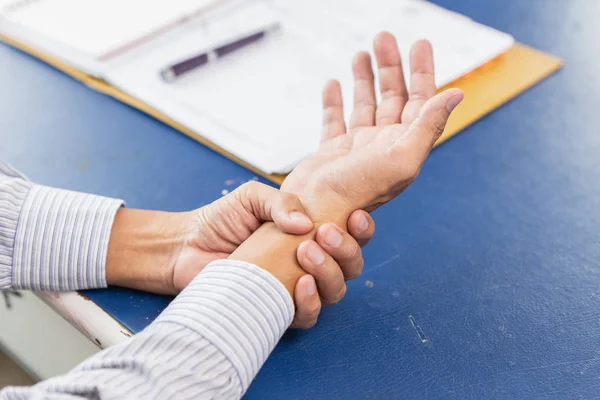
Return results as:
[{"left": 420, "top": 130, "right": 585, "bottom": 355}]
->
[
  {"left": 0, "top": 180, "right": 347, "bottom": 399},
  {"left": 0, "top": 163, "right": 179, "bottom": 293},
  {"left": 1, "top": 260, "right": 293, "bottom": 400},
  {"left": 106, "top": 208, "right": 188, "bottom": 295}
]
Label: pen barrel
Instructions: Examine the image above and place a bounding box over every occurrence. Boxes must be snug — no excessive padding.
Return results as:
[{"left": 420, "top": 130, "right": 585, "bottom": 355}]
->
[
  {"left": 161, "top": 53, "right": 210, "bottom": 81},
  {"left": 215, "top": 31, "right": 266, "bottom": 57},
  {"left": 160, "top": 24, "right": 278, "bottom": 82}
]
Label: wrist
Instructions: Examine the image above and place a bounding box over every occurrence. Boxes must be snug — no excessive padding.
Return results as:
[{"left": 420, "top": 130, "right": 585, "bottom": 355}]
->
[
  {"left": 296, "top": 195, "right": 353, "bottom": 231},
  {"left": 228, "top": 222, "right": 312, "bottom": 298},
  {"left": 106, "top": 208, "right": 188, "bottom": 295},
  {"left": 281, "top": 178, "right": 358, "bottom": 228}
]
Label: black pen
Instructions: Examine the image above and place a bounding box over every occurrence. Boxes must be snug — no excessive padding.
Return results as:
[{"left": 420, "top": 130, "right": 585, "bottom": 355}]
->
[{"left": 160, "top": 23, "right": 280, "bottom": 82}]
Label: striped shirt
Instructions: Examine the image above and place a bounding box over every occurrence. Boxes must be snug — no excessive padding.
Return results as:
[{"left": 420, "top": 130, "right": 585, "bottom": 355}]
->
[{"left": 0, "top": 163, "right": 294, "bottom": 399}]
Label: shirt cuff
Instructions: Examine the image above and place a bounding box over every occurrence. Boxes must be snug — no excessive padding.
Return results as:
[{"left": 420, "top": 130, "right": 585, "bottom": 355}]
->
[
  {"left": 11, "top": 184, "right": 123, "bottom": 291},
  {"left": 0, "top": 176, "right": 31, "bottom": 289},
  {"left": 155, "top": 260, "right": 295, "bottom": 394}
]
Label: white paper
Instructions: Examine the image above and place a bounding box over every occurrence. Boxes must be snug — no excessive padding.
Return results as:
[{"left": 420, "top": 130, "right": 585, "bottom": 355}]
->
[
  {"left": 1, "top": 0, "right": 514, "bottom": 174},
  {"left": 107, "top": 0, "right": 513, "bottom": 173},
  {"left": 1, "top": 0, "right": 226, "bottom": 60}
]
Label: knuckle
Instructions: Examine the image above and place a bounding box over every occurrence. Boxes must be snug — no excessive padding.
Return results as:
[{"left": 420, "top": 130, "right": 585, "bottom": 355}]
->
[
  {"left": 433, "top": 121, "right": 446, "bottom": 138},
  {"left": 347, "top": 258, "right": 364, "bottom": 281},
  {"left": 280, "top": 190, "right": 300, "bottom": 203},
  {"left": 427, "top": 111, "right": 447, "bottom": 138},
  {"left": 298, "top": 290, "right": 321, "bottom": 312},
  {"left": 298, "top": 250, "right": 316, "bottom": 272},
  {"left": 322, "top": 108, "right": 337, "bottom": 125},
  {"left": 279, "top": 191, "right": 303, "bottom": 210},
  {"left": 410, "top": 168, "right": 421, "bottom": 182},
  {"left": 355, "top": 99, "right": 377, "bottom": 109},
  {"left": 356, "top": 258, "right": 365, "bottom": 276},
  {"left": 408, "top": 90, "right": 428, "bottom": 101},
  {"left": 342, "top": 243, "right": 362, "bottom": 271},
  {"left": 307, "top": 302, "right": 320, "bottom": 316},
  {"left": 331, "top": 284, "right": 347, "bottom": 304},
  {"left": 402, "top": 162, "right": 421, "bottom": 182},
  {"left": 376, "top": 116, "right": 394, "bottom": 125},
  {"left": 348, "top": 240, "right": 362, "bottom": 260},
  {"left": 306, "top": 318, "right": 318, "bottom": 329},
  {"left": 239, "top": 180, "right": 262, "bottom": 196},
  {"left": 296, "top": 317, "right": 318, "bottom": 330}
]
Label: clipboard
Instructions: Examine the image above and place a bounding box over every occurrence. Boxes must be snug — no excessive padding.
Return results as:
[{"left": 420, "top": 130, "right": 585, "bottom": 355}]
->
[{"left": 0, "top": 33, "right": 562, "bottom": 185}]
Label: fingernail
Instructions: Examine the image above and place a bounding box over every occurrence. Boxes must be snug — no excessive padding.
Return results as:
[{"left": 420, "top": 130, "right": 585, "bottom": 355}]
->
[
  {"left": 357, "top": 215, "right": 369, "bottom": 232},
  {"left": 289, "top": 211, "right": 312, "bottom": 225},
  {"left": 307, "top": 242, "right": 325, "bottom": 265},
  {"left": 324, "top": 226, "right": 343, "bottom": 248},
  {"left": 306, "top": 279, "right": 317, "bottom": 296},
  {"left": 446, "top": 93, "right": 464, "bottom": 112}
]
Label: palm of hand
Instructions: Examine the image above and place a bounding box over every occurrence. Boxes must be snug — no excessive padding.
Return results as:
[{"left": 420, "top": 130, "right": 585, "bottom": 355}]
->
[
  {"left": 283, "top": 123, "right": 415, "bottom": 216},
  {"left": 282, "top": 33, "right": 463, "bottom": 221}
]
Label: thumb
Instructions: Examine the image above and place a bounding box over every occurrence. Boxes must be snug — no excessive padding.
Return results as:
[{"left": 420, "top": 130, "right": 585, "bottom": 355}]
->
[
  {"left": 237, "top": 181, "right": 314, "bottom": 235},
  {"left": 401, "top": 88, "right": 464, "bottom": 158}
]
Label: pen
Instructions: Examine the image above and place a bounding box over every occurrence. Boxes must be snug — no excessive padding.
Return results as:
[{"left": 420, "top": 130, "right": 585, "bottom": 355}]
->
[{"left": 160, "top": 23, "right": 280, "bottom": 82}]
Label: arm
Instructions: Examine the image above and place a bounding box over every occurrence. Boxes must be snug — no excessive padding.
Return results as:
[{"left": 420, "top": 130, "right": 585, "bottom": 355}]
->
[
  {"left": 0, "top": 178, "right": 353, "bottom": 399},
  {"left": 0, "top": 168, "right": 368, "bottom": 399},
  {"left": 0, "top": 164, "right": 297, "bottom": 398},
  {"left": 0, "top": 164, "right": 372, "bottom": 327},
  {"left": 1, "top": 32, "right": 460, "bottom": 399},
  {"left": 2, "top": 260, "right": 293, "bottom": 399},
  {"left": 0, "top": 183, "right": 342, "bottom": 399}
]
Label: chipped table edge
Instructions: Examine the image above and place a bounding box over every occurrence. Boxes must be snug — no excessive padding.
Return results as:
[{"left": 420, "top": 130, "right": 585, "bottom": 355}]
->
[{"left": 36, "top": 291, "right": 133, "bottom": 349}]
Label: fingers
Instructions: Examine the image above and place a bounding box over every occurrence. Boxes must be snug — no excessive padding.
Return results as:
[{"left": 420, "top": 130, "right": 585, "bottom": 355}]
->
[
  {"left": 297, "top": 240, "right": 347, "bottom": 305},
  {"left": 347, "top": 210, "right": 375, "bottom": 247},
  {"left": 349, "top": 52, "right": 377, "bottom": 129},
  {"left": 373, "top": 32, "right": 408, "bottom": 126},
  {"left": 315, "top": 224, "right": 364, "bottom": 281},
  {"left": 399, "top": 88, "right": 464, "bottom": 162},
  {"left": 236, "top": 182, "right": 313, "bottom": 235},
  {"left": 291, "top": 275, "right": 322, "bottom": 329},
  {"left": 321, "top": 80, "right": 346, "bottom": 143},
  {"left": 401, "top": 40, "right": 437, "bottom": 125}
]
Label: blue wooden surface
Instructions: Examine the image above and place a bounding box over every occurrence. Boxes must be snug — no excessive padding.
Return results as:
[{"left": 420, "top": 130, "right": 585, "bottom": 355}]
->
[{"left": 1, "top": 0, "right": 599, "bottom": 398}]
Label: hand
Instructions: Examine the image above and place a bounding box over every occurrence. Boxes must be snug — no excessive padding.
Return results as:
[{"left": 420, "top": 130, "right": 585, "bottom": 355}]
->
[
  {"left": 281, "top": 32, "right": 464, "bottom": 223},
  {"left": 173, "top": 181, "right": 374, "bottom": 329},
  {"left": 229, "top": 32, "right": 463, "bottom": 300},
  {"left": 292, "top": 211, "right": 375, "bottom": 329},
  {"left": 106, "top": 181, "right": 374, "bottom": 329}
]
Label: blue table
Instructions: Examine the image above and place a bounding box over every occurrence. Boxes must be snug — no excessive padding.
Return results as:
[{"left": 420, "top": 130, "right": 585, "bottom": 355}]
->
[{"left": 2, "top": 0, "right": 599, "bottom": 398}]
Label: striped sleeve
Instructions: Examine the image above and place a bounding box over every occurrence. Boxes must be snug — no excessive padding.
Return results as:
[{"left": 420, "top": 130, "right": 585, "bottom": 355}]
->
[
  {"left": 0, "top": 163, "right": 30, "bottom": 289},
  {"left": 0, "top": 162, "right": 123, "bottom": 291},
  {"left": 1, "top": 260, "right": 295, "bottom": 399}
]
